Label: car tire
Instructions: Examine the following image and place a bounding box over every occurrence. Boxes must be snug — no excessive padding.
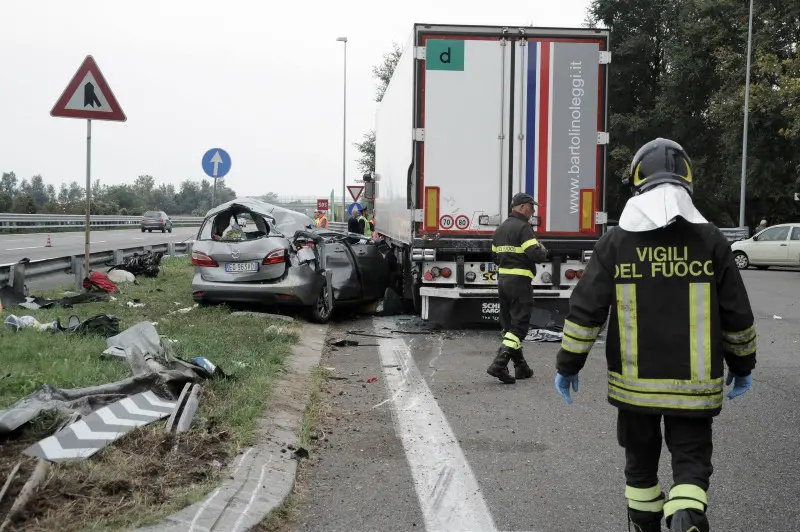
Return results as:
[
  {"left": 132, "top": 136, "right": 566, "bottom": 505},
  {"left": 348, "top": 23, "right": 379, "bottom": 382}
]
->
[
  {"left": 148, "top": 229, "right": 152, "bottom": 233},
  {"left": 141, "top": 228, "right": 145, "bottom": 232},
  {"left": 162, "top": 227, "right": 166, "bottom": 233},
  {"left": 733, "top": 251, "right": 749, "bottom": 270},
  {"left": 310, "top": 284, "right": 333, "bottom": 324},
  {"left": 168, "top": 226, "right": 172, "bottom": 233}
]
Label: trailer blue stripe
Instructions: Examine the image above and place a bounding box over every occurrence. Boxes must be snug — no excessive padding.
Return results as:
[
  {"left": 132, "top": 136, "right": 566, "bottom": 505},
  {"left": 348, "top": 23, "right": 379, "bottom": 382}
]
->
[{"left": 526, "top": 42, "right": 538, "bottom": 197}]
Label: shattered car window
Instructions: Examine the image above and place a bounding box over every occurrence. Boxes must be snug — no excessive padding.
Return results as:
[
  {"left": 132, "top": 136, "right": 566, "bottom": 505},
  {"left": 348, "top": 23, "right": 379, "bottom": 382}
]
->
[{"left": 198, "top": 209, "right": 272, "bottom": 242}]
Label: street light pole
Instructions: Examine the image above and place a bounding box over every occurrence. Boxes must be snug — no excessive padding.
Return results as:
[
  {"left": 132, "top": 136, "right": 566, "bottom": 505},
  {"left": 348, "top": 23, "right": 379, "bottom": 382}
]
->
[
  {"left": 337, "top": 36, "right": 348, "bottom": 223},
  {"left": 739, "top": 0, "right": 755, "bottom": 229}
]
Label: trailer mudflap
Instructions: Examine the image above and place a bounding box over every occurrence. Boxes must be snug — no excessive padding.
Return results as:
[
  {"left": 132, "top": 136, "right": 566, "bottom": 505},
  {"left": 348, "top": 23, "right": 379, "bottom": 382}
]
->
[{"left": 420, "top": 287, "right": 570, "bottom": 329}]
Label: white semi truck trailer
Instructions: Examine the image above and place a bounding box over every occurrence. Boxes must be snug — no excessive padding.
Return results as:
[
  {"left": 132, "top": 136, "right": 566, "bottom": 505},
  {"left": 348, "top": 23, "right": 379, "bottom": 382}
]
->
[{"left": 373, "top": 23, "right": 611, "bottom": 327}]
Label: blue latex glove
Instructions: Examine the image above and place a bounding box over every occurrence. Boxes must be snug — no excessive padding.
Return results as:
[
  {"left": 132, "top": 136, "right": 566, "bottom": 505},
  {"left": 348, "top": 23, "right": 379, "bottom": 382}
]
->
[
  {"left": 726, "top": 372, "right": 752, "bottom": 400},
  {"left": 555, "top": 373, "right": 580, "bottom": 405}
]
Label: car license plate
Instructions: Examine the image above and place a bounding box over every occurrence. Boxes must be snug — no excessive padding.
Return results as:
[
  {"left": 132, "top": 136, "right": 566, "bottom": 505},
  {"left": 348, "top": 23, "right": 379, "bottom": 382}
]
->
[{"left": 225, "top": 262, "right": 259, "bottom": 273}]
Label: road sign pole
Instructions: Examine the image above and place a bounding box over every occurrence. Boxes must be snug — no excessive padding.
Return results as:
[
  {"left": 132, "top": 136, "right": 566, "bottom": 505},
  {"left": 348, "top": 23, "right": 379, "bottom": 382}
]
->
[
  {"left": 213, "top": 178, "right": 217, "bottom": 207},
  {"left": 84, "top": 119, "right": 92, "bottom": 278}
]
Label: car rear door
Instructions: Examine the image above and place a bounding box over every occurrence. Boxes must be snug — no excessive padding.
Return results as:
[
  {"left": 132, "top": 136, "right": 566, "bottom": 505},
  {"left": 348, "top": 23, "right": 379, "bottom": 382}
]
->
[
  {"left": 325, "top": 240, "right": 362, "bottom": 302},
  {"left": 787, "top": 226, "right": 800, "bottom": 265},
  {"left": 347, "top": 238, "right": 390, "bottom": 301}
]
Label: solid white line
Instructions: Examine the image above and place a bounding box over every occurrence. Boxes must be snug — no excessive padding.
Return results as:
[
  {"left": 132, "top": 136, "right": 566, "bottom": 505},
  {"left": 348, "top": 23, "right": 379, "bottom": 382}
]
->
[
  {"left": 189, "top": 487, "right": 221, "bottom": 532},
  {"left": 376, "top": 330, "right": 497, "bottom": 532},
  {"left": 5, "top": 245, "right": 41, "bottom": 251}
]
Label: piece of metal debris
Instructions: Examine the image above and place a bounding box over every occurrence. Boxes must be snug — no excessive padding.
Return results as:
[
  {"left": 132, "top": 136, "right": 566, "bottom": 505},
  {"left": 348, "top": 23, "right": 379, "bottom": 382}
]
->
[
  {"left": 23, "top": 391, "right": 177, "bottom": 462},
  {"left": 329, "top": 338, "right": 359, "bottom": 347}
]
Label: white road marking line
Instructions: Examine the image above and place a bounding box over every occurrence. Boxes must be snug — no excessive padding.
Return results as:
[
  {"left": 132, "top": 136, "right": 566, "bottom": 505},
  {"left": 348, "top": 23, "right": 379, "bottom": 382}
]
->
[
  {"left": 376, "top": 328, "right": 497, "bottom": 532},
  {"left": 5, "top": 246, "right": 41, "bottom": 251},
  {"left": 189, "top": 487, "right": 221, "bottom": 532}
]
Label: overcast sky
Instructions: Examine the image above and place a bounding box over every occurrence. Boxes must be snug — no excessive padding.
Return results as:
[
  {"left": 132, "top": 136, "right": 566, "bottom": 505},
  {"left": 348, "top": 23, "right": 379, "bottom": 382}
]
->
[{"left": 1, "top": 0, "right": 593, "bottom": 199}]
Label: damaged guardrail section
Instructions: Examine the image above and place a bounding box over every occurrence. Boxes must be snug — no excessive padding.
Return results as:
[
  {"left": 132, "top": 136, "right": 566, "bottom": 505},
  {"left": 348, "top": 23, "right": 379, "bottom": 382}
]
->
[{"left": 0, "top": 241, "right": 194, "bottom": 291}]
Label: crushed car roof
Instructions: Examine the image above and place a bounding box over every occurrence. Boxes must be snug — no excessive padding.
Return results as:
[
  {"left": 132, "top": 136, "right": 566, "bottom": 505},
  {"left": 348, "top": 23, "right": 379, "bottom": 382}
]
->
[{"left": 204, "top": 197, "right": 315, "bottom": 236}]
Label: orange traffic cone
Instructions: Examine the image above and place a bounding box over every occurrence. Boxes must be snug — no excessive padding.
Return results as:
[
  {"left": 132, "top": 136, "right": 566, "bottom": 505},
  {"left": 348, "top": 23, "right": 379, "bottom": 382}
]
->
[{"left": 45, "top": 235, "right": 52, "bottom": 248}]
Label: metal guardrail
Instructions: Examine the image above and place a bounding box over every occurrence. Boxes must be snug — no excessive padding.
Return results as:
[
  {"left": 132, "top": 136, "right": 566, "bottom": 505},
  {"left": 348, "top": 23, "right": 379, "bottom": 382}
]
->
[
  {"left": 0, "top": 242, "right": 194, "bottom": 291},
  {"left": 719, "top": 227, "right": 750, "bottom": 243},
  {"left": 0, "top": 213, "right": 204, "bottom": 231}
]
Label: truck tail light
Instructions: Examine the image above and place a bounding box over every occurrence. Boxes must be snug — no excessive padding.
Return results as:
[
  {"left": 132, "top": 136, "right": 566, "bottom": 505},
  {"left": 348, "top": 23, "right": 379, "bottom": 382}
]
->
[
  {"left": 565, "top": 269, "right": 576, "bottom": 280},
  {"left": 263, "top": 248, "right": 287, "bottom": 265},
  {"left": 191, "top": 252, "right": 218, "bottom": 267},
  {"left": 441, "top": 267, "right": 452, "bottom": 278}
]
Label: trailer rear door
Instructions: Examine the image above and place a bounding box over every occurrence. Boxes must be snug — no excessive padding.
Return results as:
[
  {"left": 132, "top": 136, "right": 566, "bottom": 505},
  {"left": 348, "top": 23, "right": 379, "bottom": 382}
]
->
[{"left": 418, "top": 35, "right": 512, "bottom": 236}]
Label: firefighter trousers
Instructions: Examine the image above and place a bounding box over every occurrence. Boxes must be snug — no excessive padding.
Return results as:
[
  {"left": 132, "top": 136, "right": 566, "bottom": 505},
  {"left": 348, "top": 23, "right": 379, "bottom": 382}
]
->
[
  {"left": 617, "top": 409, "right": 713, "bottom": 526},
  {"left": 498, "top": 275, "right": 533, "bottom": 350}
]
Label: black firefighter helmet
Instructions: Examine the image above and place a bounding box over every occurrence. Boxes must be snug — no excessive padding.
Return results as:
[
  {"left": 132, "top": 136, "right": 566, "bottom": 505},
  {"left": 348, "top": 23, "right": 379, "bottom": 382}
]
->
[{"left": 625, "top": 138, "right": 694, "bottom": 196}]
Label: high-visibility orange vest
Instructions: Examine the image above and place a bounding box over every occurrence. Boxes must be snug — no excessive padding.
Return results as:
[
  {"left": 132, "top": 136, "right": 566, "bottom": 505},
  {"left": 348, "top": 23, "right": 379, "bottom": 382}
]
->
[{"left": 317, "top": 215, "right": 328, "bottom": 229}]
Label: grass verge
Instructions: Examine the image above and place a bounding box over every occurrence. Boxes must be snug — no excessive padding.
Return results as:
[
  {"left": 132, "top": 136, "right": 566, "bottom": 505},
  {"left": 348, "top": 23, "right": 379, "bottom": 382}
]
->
[
  {"left": 255, "top": 364, "right": 331, "bottom": 532},
  {"left": 0, "top": 257, "right": 300, "bottom": 531}
]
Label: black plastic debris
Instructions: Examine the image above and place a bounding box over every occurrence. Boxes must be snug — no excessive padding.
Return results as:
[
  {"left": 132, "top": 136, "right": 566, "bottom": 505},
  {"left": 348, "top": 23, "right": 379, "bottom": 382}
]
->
[{"left": 329, "top": 338, "right": 359, "bottom": 347}]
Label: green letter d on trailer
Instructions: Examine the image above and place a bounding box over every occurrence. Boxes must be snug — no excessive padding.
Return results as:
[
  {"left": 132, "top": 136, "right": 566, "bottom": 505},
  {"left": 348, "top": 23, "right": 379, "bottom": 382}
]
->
[{"left": 426, "top": 40, "right": 465, "bottom": 71}]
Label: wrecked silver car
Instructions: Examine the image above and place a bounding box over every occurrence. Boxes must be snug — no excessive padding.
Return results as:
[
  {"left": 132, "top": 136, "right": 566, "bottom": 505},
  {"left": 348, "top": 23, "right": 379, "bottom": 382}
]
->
[{"left": 191, "top": 198, "right": 390, "bottom": 322}]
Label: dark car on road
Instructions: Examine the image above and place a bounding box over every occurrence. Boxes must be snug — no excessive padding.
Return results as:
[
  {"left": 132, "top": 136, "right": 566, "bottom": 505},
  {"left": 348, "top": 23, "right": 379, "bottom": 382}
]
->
[
  {"left": 141, "top": 211, "right": 173, "bottom": 233},
  {"left": 190, "top": 198, "right": 390, "bottom": 322}
]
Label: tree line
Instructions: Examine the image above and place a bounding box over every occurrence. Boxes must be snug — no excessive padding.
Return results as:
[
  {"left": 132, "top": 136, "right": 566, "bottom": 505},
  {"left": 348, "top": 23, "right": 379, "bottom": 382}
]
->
[
  {"left": 0, "top": 172, "right": 236, "bottom": 216},
  {"left": 356, "top": 1, "right": 800, "bottom": 229}
]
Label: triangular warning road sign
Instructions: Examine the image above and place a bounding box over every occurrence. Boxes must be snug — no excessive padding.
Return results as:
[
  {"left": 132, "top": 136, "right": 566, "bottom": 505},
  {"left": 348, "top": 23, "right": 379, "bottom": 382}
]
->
[
  {"left": 51, "top": 55, "right": 126, "bottom": 122},
  {"left": 347, "top": 185, "right": 364, "bottom": 202}
]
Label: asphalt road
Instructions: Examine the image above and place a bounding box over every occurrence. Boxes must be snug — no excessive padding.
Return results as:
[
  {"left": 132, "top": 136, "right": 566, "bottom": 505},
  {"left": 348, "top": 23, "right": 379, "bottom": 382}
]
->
[
  {"left": 0, "top": 227, "right": 198, "bottom": 265},
  {"left": 291, "top": 269, "right": 800, "bottom": 532}
]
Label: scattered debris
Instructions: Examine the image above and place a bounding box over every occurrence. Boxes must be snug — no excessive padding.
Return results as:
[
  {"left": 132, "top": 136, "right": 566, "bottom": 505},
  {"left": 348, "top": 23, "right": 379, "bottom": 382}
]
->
[
  {"left": 0, "top": 462, "right": 21, "bottom": 508},
  {"left": 0, "top": 458, "right": 50, "bottom": 532},
  {"left": 127, "top": 301, "right": 145, "bottom": 308},
  {"left": 345, "top": 331, "right": 392, "bottom": 339},
  {"left": 292, "top": 446, "right": 310, "bottom": 460},
  {"left": 231, "top": 311, "right": 295, "bottom": 322},
  {"left": 4, "top": 315, "right": 59, "bottom": 332},
  {"left": 774, "top": 315, "right": 783, "bottom": 320},
  {"left": 524, "top": 329, "right": 564, "bottom": 343},
  {"left": 191, "top": 357, "right": 225, "bottom": 379},
  {"left": 82, "top": 271, "right": 119, "bottom": 294},
  {"left": 170, "top": 304, "right": 199, "bottom": 315},
  {"left": 366, "top": 377, "right": 378, "bottom": 384},
  {"left": 108, "top": 250, "right": 164, "bottom": 278},
  {"left": 329, "top": 338, "right": 359, "bottom": 347},
  {"left": 107, "top": 269, "right": 136, "bottom": 284}
]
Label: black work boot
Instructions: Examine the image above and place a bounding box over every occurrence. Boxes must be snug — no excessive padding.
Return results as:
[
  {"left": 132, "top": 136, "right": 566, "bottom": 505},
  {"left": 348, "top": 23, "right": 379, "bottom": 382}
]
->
[
  {"left": 668, "top": 509, "right": 709, "bottom": 532},
  {"left": 628, "top": 509, "right": 663, "bottom": 532},
  {"left": 511, "top": 349, "right": 534, "bottom": 379},
  {"left": 487, "top": 347, "right": 516, "bottom": 384}
]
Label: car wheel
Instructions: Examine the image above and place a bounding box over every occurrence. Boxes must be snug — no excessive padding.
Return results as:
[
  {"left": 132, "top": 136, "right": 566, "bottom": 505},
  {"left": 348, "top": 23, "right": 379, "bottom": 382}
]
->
[
  {"left": 141, "top": 228, "right": 145, "bottom": 232},
  {"left": 168, "top": 226, "right": 172, "bottom": 233},
  {"left": 162, "top": 227, "right": 166, "bottom": 233},
  {"left": 310, "top": 284, "right": 333, "bottom": 324},
  {"left": 148, "top": 229, "right": 152, "bottom": 233},
  {"left": 733, "top": 251, "right": 749, "bottom": 270}
]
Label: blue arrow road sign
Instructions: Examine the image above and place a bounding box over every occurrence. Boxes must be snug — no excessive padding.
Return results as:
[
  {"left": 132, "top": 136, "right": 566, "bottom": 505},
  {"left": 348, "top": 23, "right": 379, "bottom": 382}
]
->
[
  {"left": 347, "top": 202, "right": 363, "bottom": 216},
  {"left": 202, "top": 148, "right": 231, "bottom": 179}
]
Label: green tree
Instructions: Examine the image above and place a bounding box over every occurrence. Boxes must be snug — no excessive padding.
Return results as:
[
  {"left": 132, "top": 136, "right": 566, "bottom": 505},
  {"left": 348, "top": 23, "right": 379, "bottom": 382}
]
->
[{"left": 355, "top": 43, "right": 404, "bottom": 175}]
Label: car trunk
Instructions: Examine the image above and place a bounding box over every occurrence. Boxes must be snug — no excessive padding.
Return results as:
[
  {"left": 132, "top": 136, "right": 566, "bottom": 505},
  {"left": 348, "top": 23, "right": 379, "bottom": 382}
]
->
[
  {"left": 143, "top": 212, "right": 163, "bottom": 224},
  {"left": 195, "top": 207, "right": 292, "bottom": 283}
]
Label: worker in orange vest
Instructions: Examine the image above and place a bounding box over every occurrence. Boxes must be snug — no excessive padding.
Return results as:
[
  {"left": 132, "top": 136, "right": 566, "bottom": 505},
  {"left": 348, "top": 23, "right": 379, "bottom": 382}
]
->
[{"left": 315, "top": 210, "right": 329, "bottom": 229}]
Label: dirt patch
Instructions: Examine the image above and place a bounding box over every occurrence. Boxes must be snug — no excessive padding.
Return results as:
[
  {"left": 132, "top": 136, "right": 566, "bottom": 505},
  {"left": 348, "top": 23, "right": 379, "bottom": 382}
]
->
[{"left": 0, "top": 420, "right": 230, "bottom": 532}]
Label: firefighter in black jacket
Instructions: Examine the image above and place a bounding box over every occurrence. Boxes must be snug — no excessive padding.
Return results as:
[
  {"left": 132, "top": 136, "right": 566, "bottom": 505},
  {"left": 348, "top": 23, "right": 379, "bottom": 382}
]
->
[
  {"left": 553, "top": 138, "right": 756, "bottom": 532},
  {"left": 487, "top": 193, "right": 548, "bottom": 384}
]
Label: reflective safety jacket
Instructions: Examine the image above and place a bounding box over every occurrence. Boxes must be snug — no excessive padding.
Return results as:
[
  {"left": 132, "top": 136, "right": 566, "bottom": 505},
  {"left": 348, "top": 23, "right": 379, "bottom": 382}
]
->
[
  {"left": 358, "top": 215, "right": 372, "bottom": 237},
  {"left": 556, "top": 220, "right": 756, "bottom": 417},
  {"left": 316, "top": 215, "right": 328, "bottom": 229},
  {"left": 491, "top": 212, "right": 548, "bottom": 279}
]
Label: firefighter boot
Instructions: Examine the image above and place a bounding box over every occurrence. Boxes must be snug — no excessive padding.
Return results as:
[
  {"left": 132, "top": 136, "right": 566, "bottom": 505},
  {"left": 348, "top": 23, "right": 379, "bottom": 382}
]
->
[
  {"left": 668, "top": 509, "right": 709, "bottom": 532},
  {"left": 487, "top": 347, "right": 516, "bottom": 384},
  {"left": 628, "top": 509, "right": 663, "bottom": 532},
  {"left": 511, "top": 348, "right": 534, "bottom": 380}
]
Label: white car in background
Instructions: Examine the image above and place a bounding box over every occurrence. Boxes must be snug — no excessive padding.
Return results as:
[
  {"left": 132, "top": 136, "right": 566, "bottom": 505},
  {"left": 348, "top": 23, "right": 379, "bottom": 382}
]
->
[{"left": 731, "top": 223, "right": 800, "bottom": 269}]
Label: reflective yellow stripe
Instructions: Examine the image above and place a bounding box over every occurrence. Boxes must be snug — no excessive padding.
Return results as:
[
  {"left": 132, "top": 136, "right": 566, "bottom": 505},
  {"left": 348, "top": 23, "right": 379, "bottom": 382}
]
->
[
  {"left": 498, "top": 268, "right": 534, "bottom": 279},
  {"left": 561, "top": 336, "right": 594, "bottom": 354},
  {"left": 616, "top": 284, "right": 638, "bottom": 378},
  {"left": 608, "top": 372, "right": 724, "bottom": 394},
  {"left": 520, "top": 238, "right": 540, "bottom": 250},
  {"left": 563, "top": 319, "right": 600, "bottom": 341},
  {"left": 689, "top": 283, "right": 712, "bottom": 381},
  {"left": 608, "top": 385, "right": 723, "bottom": 411},
  {"left": 722, "top": 325, "right": 755, "bottom": 343},
  {"left": 494, "top": 245, "right": 524, "bottom": 253},
  {"left": 663, "top": 484, "right": 708, "bottom": 518},
  {"left": 503, "top": 332, "right": 521, "bottom": 350},
  {"left": 629, "top": 499, "right": 665, "bottom": 513},
  {"left": 625, "top": 484, "right": 662, "bottom": 501},
  {"left": 722, "top": 325, "right": 757, "bottom": 357}
]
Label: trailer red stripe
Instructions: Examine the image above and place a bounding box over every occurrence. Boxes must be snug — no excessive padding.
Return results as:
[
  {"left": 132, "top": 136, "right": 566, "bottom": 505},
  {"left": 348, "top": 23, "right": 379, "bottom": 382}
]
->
[{"left": 536, "top": 42, "right": 551, "bottom": 233}]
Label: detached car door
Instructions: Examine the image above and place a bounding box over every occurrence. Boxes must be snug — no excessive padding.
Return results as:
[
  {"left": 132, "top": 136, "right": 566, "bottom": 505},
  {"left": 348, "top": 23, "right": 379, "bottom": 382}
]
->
[{"left": 346, "top": 237, "right": 390, "bottom": 301}]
